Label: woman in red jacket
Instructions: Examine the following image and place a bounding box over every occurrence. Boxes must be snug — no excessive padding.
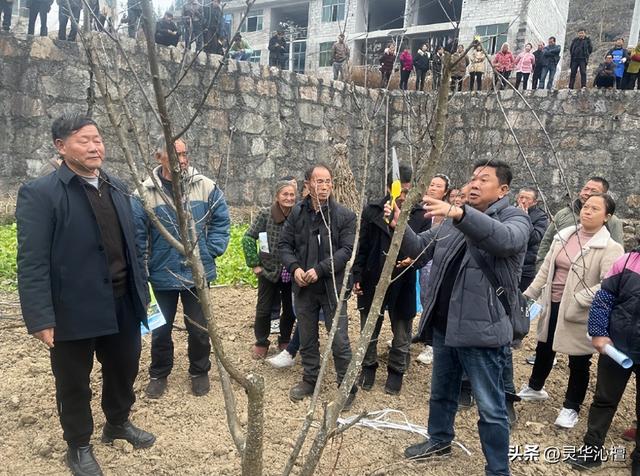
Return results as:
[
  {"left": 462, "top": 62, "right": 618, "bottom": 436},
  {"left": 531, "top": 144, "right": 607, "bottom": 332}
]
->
[
  {"left": 492, "top": 42, "right": 515, "bottom": 90},
  {"left": 399, "top": 46, "right": 414, "bottom": 90}
]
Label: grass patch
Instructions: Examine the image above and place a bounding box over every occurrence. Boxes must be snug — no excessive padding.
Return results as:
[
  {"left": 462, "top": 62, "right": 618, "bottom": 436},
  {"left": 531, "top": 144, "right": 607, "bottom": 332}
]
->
[{"left": 0, "top": 223, "right": 257, "bottom": 292}]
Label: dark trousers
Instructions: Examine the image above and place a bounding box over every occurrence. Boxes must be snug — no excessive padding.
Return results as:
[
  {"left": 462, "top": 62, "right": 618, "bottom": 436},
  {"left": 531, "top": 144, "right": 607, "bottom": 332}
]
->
[
  {"left": 583, "top": 353, "right": 640, "bottom": 461},
  {"left": 515, "top": 72, "right": 530, "bottom": 90},
  {"left": 381, "top": 70, "right": 391, "bottom": 88},
  {"left": 450, "top": 75, "right": 463, "bottom": 92},
  {"left": 50, "top": 293, "right": 141, "bottom": 448},
  {"left": 0, "top": 0, "right": 12, "bottom": 30},
  {"left": 254, "top": 276, "right": 295, "bottom": 348},
  {"left": 295, "top": 289, "right": 352, "bottom": 386},
  {"left": 623, "top": 72, "right": 640, "bottom": 90},
  {"left": 432, "top": 71, "right": 441, "bottom": 90},
  {"left": 127, "top": 7, "right": 141, "bottom": 38},
  {"left": 28, "top": 2, "right": 49, "bottom": 36},
  {"left": 469, "top": 71, "right": 483, "bottom": 91},
  {"left": 615, "top": 76, "right": 623, "bottom": 89},
  {"left": 531, "top": 67, "right": 543, "bottom": 89},
  {"left": 400, "top": 69, "right": 411, "bottom": 90},
  {"left": 569, "top": 58, "right": 587, "bottom": 89},
  {"left": 150, "top": 287, "right": 211, "bottom": 378},
  {"left": 430, "top": 329, "right": 510, "bottom": 475},
  {"left": 529, "top": 302, "right": 592, "bottom": 411},
  {"left": 184, "top": 22, "right": 203, "bottom": 51},
  {"left": 58, "top": 3, "right": 81, "bottom": 41},
  {"left": 360, "top": 310, "right": 412, "bottom": 374},
  {"left": 494, "top": 70, "right": 511, "bottom": 90},
  {"left": 415, "top": 68, "right": 427, "bottom": 91}
]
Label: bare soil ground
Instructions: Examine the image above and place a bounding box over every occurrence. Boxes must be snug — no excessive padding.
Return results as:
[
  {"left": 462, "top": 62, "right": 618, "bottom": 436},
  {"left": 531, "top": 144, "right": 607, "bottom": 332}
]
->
[{"left": 0, "top": 287, "right": 637, "bottom": 476}]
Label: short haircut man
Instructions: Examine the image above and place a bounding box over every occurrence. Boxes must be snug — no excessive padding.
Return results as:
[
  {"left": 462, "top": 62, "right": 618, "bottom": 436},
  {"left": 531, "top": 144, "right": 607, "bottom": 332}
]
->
[
  {"left": 278, "top": 162, "right": 357, "bottom": 407},
  {"left": 16, "top": 113, "right": 155, "bottom": 475},
  {"left": 132, "top": 138, "right": 230, "bottom": 399},
  {"left": 399, "top": 159, "right": 531, "bottom": 474}
]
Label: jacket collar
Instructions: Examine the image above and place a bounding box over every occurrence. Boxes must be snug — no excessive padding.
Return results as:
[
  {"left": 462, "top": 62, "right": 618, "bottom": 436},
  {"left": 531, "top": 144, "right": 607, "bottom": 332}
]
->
[
  {"left": 57, "top": 160, "right": 109, "bottom": 185},
  {"left": 270, "top": 202, "right": 289, "bottom": 224},
  {"left": 484, "top": 196, "right": 510, "bottom": 217},
  {"left": 302, "top": 194, "right": 334, "bottom": 213},
  {"left": 555, "top": 224, "right": 612, "bottom": 249},
  {"left": 143, "top": 165, "right": 203, "bottom": 188}
]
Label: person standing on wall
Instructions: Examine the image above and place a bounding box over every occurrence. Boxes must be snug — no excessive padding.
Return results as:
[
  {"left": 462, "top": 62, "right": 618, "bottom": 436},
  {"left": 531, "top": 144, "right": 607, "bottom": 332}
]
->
[
  {"left": 132, "top": 137, "right": 230, "bottom": 399},
  {"left": 57, "top": 0, "right": 82, "bottom": 41},
  {"left": 538, "top": 37, "right": 561, "bottom": 90},
  {"left": 27, "top": 0, "right": 53, "bottom": 36},
  {"left": 468, "top": 43, "right": 486, "bottom": 91},
  {"left": 399, "top": 46, "right": 414, "bottom": 90},
  {"left": 414, "top": 43, "right": 431, "bottom": 91},
  {"left": 531, "top": 42, "right": 545, "bottom": 89},
  {"left": 331, "top": 33, "right": 350, "bottom": 81},
  {"left": 0, "top": 0, "right": 14, "bottom": 31},
  {"left": 492, "top": 42, "right": 515, "bottom": 90},
  {"left": 569, "top": 29, "right": 594, "bottom": 89},
  {"left": 450, "top": 44, "right": 469, "bottom": 92},
  {"left": 514, "top": 43, "right": 536, "bottom": 90},
  {"left": 269, "top": 29, "right": 288, "bottom": 69},
  {"left": 607, "top": 37, "right": 630, "bottom": 89},
  {"left": 16, "top": 113, "right": 155, "bottom": 476},
  {"left": 379, "top": 43, "right": 396, "bottom": 88}
]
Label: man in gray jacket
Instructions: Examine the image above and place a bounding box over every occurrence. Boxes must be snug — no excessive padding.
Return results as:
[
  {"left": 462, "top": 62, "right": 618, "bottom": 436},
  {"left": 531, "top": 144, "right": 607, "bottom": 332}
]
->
[{"left": 396, "top": 160, "right": 530, "bottom": 476}]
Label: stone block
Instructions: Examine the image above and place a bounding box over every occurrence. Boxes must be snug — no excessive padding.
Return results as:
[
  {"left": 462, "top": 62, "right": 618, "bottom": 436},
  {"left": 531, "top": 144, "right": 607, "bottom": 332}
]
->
[
  {"left": 304, "top": 128, "right": 328, "bottom": 143},
  {"left": 235, "top": 112, "right": 264, "bottom": 134},
  {"left": 251, "top": 138, "right": 265, "bottom": 155},
  {"left": 299, "top": 86, "right": 318, "bottom": 101},
  {"left": 256, "top": 80, "right": 276, "bottom": 96},
  {"left": 298, "top": 103, "right": 324, "bottom": 127},
  {"left": 238, "top": 76, "right": 255, "bottom": 93},
  {"left": 30, "top": 37, "right": 66, "bottom": 61},
  {"left": 11, "top": 95, "right": 45, "bottom": 118}
]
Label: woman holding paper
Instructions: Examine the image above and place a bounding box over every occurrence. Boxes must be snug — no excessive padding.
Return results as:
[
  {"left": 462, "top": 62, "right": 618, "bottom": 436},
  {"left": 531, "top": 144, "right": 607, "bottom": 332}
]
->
[
  {"left": 566, "top": 248, "right": 640, "bottom": 471},
  {"left": 242, "top": 178, "right": 298, "bottom": 359},
  {"left": 518, "top": 193, "right": 624, "bottom": 429}
]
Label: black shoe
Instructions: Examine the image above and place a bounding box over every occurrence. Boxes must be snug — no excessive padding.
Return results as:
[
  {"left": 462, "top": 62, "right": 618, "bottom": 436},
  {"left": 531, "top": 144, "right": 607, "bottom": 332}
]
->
[
  {"left": 566, "top": 447, "right": 603, "bottom": 471},
  {"left": 458, "top": 385, "right": 474, "bottom": 408},
  {"left": 404, "top": 439, "right": 452, "bottom": 460},
  {"left": 506, "top": 400, "right": 517, "bottom": 428},
  {"left": 65, "top": 445, "right": 103, "bottom": 476},
  {"left": 289, "top": 380, "right": 315, "bottom": 402},
  {"left": 191, "top": 374, "right": 210, "bottom": 397},
  {"left": 358, "top": 366, "right": 376, "bottom": 391},
  {"left": 145, "top": 377, "right": 167, "bottom": 399},
  {"left": 384, "top": 368, "right": 403, "bottom": 395},
  {"left": 101, "top": 421, "right": 156, "bottom": 449}
]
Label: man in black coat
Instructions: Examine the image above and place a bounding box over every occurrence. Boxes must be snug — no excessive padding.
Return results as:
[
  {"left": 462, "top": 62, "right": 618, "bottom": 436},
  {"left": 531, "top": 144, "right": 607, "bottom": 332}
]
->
[
  {"left": 155, "top": 11, "right": 180, "bottom": 47},
  {"left": 532, "top": 42, "right": 545, "bottom": 89},
  {"left": 269, "top": 30, "right": 288, "bottom": 69},
  {"left": 516, "top": 187, "right": 548, "bottom": 291},
  {"left": 278, "top": 164, "right": 357, "bottom": 408},
  {"left": 353, "top": 164, "right": 430, "bottom": 395},
  {"left": 569, "top": 29, "right": 594, "bottom": 89},
  {"left": 16, "top": 114, "right": 154, "bottom": 476}
]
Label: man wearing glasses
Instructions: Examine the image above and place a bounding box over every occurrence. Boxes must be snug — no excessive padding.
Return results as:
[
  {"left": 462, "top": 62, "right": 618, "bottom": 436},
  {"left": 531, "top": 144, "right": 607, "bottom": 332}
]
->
[{"left": 278, "top": 164, "right": 358, "bottom": 409}]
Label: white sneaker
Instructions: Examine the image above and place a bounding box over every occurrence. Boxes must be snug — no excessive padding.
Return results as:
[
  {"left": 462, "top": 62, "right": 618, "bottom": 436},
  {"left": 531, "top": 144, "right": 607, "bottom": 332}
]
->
[
  {"left": 555, "top": 407, "right": 579, "bottom": 429},
  {"left": 416, "top": 346, "right": 433, "bottom": 365},
  {"left": 517, "top": 384, "right": 549, "bottom": 401},
  {"left": 270, "top": 320, "right": 280, "bottom": 334},
  {"left": 266, "top": 350, "right": 295, "bottom": 369}
]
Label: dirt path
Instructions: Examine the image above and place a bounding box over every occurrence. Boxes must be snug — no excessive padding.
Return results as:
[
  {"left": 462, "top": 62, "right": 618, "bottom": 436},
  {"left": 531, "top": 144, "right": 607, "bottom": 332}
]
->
[{"left": 0, "top": 287, "right": 636, "bottom": 475}]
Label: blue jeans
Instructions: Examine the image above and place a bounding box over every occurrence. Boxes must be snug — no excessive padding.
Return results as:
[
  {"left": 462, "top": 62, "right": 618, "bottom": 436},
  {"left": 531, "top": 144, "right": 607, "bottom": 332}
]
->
[
  {"left": 429, "top": 329, "right": 510, "bottom": 476},
  {"left": 537, "top": 64, "right": 557, "bottom": 90}
]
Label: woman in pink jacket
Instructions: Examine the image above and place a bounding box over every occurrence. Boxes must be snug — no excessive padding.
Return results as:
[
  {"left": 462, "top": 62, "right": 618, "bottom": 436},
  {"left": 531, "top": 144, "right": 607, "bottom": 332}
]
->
[
  {"left": 492, "top": 42, "right": 515, "bottom": 90},
  {"left": 399, "top": 47, "right": 413, "bottom": 90},
  {"left": 515, "top": 43, "right": 536, "bottom": 90}
]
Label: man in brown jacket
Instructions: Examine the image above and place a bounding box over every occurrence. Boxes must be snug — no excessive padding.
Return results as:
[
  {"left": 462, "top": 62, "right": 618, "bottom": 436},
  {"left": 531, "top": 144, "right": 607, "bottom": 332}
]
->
[{"left": 332, "top": 34, "right": 350, "bottom": 81}]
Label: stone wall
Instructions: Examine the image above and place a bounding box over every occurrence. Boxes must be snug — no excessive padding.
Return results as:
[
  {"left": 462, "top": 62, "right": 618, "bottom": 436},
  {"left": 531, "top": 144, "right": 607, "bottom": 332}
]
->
[{"left": 1, "top": 33, "right": 640, "bottom": 234}]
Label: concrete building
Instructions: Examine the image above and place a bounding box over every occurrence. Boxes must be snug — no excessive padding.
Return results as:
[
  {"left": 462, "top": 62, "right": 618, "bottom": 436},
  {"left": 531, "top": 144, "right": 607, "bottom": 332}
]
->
[{"left": 224, "top": 0, "right": 571, "bottom": 79}]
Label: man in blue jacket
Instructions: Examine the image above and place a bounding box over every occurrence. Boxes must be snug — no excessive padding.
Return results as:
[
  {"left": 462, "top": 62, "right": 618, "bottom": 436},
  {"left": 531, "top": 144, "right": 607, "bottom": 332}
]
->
[
  {"left": 538, "top": 36, "right": 562, "bottom": 90},
  {"left": 397, "top": 160, "right": 531, "bottom": 476},
  {"left": 16, "top": 114, "right": 155, "bottom": 476},
  {"left": 132, "top": 137, "right": 230, "bottom": 399},
  {"left": 607, "top": 37, "right": 630, "bottom": 89}
]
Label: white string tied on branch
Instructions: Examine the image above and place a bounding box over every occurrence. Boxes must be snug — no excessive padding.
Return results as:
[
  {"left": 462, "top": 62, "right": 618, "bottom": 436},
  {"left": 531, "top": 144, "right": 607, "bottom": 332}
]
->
[{"left": 336, "top": 408, "right": 471, "bottom": 456}]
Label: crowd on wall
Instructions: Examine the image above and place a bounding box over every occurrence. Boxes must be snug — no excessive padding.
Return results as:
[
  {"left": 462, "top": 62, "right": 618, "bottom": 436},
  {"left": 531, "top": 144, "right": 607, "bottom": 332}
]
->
[
  {"left": 13, "top": 110, "right": 640, "bottom": 476},
  {"left": 377, "top": 31, "right": 640, "bottom": 92}
]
